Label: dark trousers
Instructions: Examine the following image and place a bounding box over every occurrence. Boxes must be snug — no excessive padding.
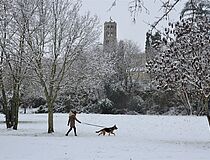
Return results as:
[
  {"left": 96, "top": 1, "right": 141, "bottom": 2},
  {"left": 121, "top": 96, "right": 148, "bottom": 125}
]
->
[{"left": 66, "top": 126, "right": 77, "bottom": 136}]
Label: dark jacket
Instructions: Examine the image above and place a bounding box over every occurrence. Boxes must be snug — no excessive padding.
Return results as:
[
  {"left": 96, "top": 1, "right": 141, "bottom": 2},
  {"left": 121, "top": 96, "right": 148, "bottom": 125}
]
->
[{"left": 67, "top": 111, "right": 81, "bottom": 127}]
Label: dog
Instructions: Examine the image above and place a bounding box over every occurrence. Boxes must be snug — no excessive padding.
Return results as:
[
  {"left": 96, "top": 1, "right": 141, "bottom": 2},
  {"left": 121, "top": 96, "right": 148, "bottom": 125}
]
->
[{"left": 96, "top": 125, "right": 118, "bottom": 136}]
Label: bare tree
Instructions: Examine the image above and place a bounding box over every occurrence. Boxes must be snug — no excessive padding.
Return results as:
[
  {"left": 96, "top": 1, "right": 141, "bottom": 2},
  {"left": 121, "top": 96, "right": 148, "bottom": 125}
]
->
[
  {"left": 0, "top": 0, "right": 13, "bottom": 128},
  {"left": 0, "top": 0, "right": 34, "bottom": 129},
  {"left": 25, "top": 0, "right": 100, "bottom": 133}
]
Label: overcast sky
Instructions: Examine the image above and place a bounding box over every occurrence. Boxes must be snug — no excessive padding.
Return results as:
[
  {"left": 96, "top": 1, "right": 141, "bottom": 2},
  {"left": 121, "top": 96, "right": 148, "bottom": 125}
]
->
[{"left": 81, "top": 0, "right": 185, "bottom": 50}]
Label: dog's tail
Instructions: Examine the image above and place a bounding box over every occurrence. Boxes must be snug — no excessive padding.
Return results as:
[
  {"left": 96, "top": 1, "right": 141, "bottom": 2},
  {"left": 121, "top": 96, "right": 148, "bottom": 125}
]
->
[{"left": 95, "top": 130, "right": 101, "bottom": 133}]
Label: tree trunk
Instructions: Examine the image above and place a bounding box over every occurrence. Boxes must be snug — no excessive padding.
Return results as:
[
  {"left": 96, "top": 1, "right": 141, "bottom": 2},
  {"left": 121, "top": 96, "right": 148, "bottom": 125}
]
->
[
  {"left": 24, "top": 108, "right": 26, "bottom": 114},
  {"left": 204, "top": 97, "right": 210, "bottom": 127},
  {"left": 207, "top": 115, "right": 210, "bottom": 127},
  {"left": 13, "top": 104, "right": 19, "bottom": 130},
  {"left": 0, "top": 71, "right": 12, "bottom": 128},
  {"left": 12, "top": 82, "right": 20, "bottom": 130},
  {"left": 47, "top": 101, "right": 54, "bottom": 133}
]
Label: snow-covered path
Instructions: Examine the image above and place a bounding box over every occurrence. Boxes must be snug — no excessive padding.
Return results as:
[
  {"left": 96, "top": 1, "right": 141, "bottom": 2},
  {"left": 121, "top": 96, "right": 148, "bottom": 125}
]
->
[{"left": 0, "top": 113, "right": 210, "bottom": 160}]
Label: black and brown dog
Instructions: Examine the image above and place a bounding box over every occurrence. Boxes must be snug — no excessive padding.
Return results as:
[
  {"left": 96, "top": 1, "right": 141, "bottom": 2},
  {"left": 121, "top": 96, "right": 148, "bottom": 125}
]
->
[{"left": 96, "top": 125, "right": 118, "bottom": 136}]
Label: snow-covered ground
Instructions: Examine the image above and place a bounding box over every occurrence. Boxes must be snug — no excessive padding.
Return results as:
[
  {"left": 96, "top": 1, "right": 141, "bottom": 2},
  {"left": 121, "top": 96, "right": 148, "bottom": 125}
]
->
[{"left": 0, "top": 113, "right": 210, "bottom": 160}]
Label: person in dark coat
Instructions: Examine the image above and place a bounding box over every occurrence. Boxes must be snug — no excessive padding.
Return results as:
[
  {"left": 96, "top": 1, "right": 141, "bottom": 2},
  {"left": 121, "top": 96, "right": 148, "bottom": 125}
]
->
[{"left": 65, "top": 110, "right": 81, "bottom": 136}]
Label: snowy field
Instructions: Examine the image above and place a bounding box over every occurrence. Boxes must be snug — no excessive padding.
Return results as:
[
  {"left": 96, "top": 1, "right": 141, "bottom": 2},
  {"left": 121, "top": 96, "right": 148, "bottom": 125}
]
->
[{"left": 0, "top": 113, "right": 210, "bottom": 160}]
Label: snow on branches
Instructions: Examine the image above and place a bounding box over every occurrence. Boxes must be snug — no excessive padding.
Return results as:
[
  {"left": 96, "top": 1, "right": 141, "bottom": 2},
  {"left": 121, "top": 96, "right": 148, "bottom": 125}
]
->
[{"left": 147, "top": 15, "right": 210, "bottom": 114}]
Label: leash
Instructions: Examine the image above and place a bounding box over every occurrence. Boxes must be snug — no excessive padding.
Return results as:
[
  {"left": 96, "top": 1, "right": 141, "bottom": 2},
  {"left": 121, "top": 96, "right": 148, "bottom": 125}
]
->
[{"left": 81, "top": 122, "right": 106, "bottom": 128}]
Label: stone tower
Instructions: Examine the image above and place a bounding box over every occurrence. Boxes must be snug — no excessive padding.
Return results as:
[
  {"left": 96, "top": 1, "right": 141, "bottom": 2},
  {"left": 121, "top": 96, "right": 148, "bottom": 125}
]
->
[{"left": 103, "top": 19, "right": 117, "bottom": 53}]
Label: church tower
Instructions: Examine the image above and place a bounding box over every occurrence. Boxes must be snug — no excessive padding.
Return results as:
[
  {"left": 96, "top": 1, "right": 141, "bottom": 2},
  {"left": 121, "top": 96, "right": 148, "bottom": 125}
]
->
[{"left": 103, "top": 19, "right": 117, "bottom": 53}]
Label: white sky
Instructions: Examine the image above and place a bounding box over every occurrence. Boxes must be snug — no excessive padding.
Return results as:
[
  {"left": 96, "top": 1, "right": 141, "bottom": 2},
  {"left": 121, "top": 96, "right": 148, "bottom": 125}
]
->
[{"left": 81, "top": 0, "right": 185, "bottom": 50}]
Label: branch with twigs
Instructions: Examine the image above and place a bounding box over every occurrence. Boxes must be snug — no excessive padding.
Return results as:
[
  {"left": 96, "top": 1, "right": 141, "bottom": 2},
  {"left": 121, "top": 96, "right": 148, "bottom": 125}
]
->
[
  {"left": 109, "top": 0, "right": 181, "bottom": 26},
  {"left": 151, "top": 0, "right": 180, "bottom": 30}
]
